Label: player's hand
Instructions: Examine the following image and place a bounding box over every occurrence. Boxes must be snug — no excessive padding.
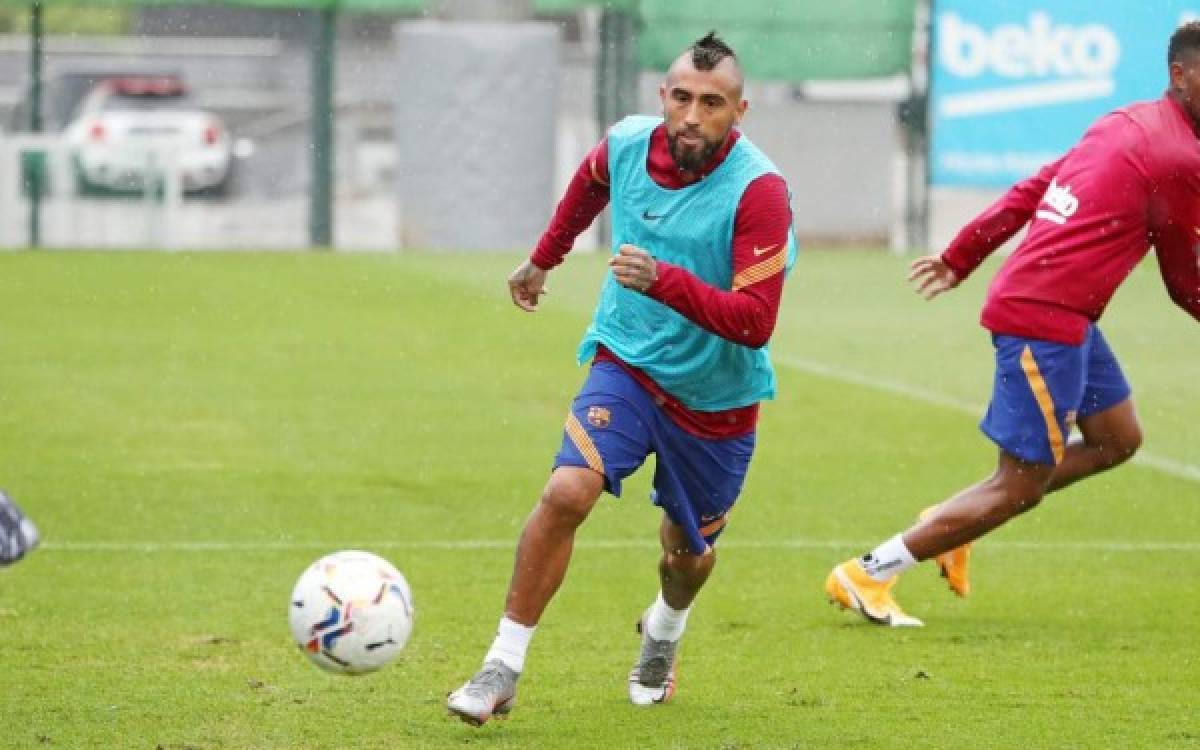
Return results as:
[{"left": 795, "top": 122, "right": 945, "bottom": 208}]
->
[
  {"left": 609, "top": 244, "right": 658, "bottom": 293},
  {"left": 908, "top": 255, "right": 960, "bottom": 300},
  {"left": 508, "top": 259, "right": 550, "bottom": 312}
]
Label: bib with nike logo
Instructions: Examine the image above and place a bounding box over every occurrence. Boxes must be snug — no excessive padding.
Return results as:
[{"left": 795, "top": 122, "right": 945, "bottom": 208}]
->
[{"left": 577, "top": 115, "right": 798, "bottom": 411}]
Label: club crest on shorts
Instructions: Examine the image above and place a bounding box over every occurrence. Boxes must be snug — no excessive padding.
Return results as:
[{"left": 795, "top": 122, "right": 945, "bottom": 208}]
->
[{"left": 586, "top": 406, "right": 611, "bottom": 428}]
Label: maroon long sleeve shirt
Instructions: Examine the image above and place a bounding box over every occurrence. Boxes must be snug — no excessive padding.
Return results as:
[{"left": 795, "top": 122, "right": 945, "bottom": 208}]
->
[{"left": 942, "top": 93, "right": 1200, "bottom": 345}]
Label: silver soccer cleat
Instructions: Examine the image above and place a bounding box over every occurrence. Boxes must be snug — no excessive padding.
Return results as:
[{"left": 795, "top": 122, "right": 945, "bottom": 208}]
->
[
  {"left": 447, "top": 659, "right": 519, "bottom": 726},
  {"left": 0, "top": 491, "right": 39, "bottom": 566},
  {"left": 628, "top": 616, "right": 678, "bottom": 706}
]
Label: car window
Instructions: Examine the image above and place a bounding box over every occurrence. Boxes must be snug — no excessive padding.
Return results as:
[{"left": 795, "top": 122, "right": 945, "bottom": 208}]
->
[{"left": 101, "top": 92, "right": 195, "bottom": 112}]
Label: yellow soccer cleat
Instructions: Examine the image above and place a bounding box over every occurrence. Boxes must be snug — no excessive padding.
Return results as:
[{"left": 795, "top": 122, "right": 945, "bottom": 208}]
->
[
  {"left": 919, "top": 506, "right": 972, "bottom": 597},
  {"left": 825, "top": 558, "right": 923, "bottom": 627}
]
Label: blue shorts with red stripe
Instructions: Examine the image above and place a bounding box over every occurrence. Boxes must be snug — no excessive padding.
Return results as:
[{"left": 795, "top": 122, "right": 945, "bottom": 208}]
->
[
  {"left": 981, "top": 324, "right": 1131, "bottom": 465},
  {"left": 553, "top": 361, "right": 755, "bottom": 555}
]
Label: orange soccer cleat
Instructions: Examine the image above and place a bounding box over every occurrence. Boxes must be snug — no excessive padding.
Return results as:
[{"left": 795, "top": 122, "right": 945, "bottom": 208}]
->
[
  {"left": 919, "top": 506, "right": 972, "bottom": 597},
  {"left": 825, "top": 558, "right": 923, "bottom": 628}
]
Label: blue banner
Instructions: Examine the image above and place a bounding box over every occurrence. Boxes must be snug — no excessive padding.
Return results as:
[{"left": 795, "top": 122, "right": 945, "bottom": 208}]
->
[{"left": 930, "top": 1, "right": 1200, "bottom": 186}]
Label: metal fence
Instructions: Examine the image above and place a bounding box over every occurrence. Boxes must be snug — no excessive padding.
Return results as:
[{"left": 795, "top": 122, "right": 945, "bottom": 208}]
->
[{"left": 0, "top": 8, "right": 915, "bottom": 252}]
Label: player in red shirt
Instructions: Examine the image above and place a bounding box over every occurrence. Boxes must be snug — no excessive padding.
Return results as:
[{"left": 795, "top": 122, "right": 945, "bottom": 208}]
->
[{"left": 826, "top": 22, "right": 1200, "bottom": 627}]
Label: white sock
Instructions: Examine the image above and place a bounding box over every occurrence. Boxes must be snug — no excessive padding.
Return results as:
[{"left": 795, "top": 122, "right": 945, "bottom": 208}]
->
[
  {"left": 860, "top": 534, "right": 918, "bottom": 581},
  {"left": 644, "top": 591, "right": 690, "bottom": 642},
  {"left": 483, "top": 616, "right": 535, "bottom": 674}
]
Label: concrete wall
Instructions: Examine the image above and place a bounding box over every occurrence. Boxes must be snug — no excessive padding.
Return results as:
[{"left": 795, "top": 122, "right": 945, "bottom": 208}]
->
[
  {"left": 929, "top": 186, "right": 1008, "bottom": 252},
  {"left": 739, "top": 98, "right": 897, "bottom": 243},
  {"left": 393, "top": 21, "right": 559, "bottom": 251}
]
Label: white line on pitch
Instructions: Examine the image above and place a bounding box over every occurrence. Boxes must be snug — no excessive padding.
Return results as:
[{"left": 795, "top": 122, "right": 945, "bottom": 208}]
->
[
  {"left": 775, "top": 354, "right": 1200, "bottom": 484},
  {"left": 39, "top": 538, "right": 1200, "bottom": 553}
]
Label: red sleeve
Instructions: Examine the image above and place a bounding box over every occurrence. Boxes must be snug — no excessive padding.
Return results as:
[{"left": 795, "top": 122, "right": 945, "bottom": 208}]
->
[
  {"left": 1155, "top": 240, "right": 1200, "bottom": 323},
  {"left": 645, "top": 173, "right": 792, "bottom": 349},
  {"left": 941, "top": 153, "right": 1068, "bottom": 279},
  {"left": 530, "top": 139, "right": 611, "bottom": 270}
]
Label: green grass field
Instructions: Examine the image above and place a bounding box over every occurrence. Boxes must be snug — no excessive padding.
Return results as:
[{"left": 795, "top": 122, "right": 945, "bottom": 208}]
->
[{"left": 0, "top": 249, "right": 1196, "bottom": 749}]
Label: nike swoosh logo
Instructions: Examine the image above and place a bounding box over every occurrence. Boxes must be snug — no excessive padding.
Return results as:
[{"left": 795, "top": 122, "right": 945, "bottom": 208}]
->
[
  {"left": 753, "top": 244, "right": 780, "bottom": 257},
  {"left": 642, "top": 210, "right": 667, "bottom": 221}
]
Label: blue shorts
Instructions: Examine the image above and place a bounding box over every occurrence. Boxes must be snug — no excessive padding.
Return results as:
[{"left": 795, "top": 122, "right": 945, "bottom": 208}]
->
[
  {"left": 553, "top": 361, "right": 756, "bottom": 555},
  {"left": 980, "top": 325, "right": 1131, "bottom": 465}
]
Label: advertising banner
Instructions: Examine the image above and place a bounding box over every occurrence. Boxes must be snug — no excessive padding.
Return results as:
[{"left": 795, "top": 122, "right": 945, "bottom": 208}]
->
[{"left": 931, "top": 1, "right": 1200, "bottom": 186}]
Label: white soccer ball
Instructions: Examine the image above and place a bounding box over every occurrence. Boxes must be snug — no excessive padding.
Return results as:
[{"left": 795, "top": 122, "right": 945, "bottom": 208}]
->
[{"left": 288, "top": 549, "right": 414, "bottom": 675}]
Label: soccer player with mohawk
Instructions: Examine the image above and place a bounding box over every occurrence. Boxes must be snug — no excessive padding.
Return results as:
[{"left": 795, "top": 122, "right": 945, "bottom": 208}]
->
[
  {"left": 827, "top": 22, "right": 1200, "bottom": 628},
  {"left": 448, "top": 31, "right": 797, "bottom": 724}
]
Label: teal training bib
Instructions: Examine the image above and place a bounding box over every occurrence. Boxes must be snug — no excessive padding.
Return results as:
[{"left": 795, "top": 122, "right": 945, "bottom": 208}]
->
[{"left": 577, "top": 115, "right": 798, "bottom": 411}]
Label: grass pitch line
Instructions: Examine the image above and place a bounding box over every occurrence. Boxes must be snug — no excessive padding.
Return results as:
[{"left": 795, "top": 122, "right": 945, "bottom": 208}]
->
[
  {"left": 40, "top": 538, "right": 1200, "bottom": 553},
  {"left": 775, "top": 354, "right": 1200, "bottom": 484}
]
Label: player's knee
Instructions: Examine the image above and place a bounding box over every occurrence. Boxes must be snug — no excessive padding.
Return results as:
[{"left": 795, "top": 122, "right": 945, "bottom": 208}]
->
[
  {"left": 539, "top": 475, "right": 600, "bottom": 526},
  {"left": 1103, "top": 423, "right": 1142, "bottom": 467},
  {"left": 664, "top": 547, "right": 714, "bottom": 578},
  {"left": 985, "top": 470, "right": 1047, "bottom": 518}
]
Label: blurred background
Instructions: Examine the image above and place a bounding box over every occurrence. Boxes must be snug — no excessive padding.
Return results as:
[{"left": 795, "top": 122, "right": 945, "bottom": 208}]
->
[{"left": 0, "top": 0, "right": 1195, "bottom": 252}]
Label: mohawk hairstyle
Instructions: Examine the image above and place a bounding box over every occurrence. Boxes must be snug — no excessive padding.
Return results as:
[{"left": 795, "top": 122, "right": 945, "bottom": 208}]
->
[
  {"left": 690, "top": 31, "right": 737, "bottom": 71},
  {"left": 1168, "top": 20, "right": 1200, "bottom": 64}
]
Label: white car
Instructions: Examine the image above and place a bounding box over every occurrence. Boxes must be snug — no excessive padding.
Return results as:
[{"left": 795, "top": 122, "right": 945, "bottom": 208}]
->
[{"left": 64, "top": 75, "right": 233, "bottom": 194}]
